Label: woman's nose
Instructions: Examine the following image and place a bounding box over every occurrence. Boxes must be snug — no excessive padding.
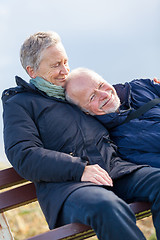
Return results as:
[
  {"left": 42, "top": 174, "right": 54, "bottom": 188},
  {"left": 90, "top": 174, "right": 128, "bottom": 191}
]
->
[{"left": 60, "top": 64, "right": 70, "bottom": 75}]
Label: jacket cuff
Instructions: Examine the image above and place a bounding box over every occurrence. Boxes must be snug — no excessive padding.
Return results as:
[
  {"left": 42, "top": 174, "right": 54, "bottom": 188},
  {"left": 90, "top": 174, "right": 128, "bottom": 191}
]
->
[{"left": 74, "top": 158, "right": 88, "bottom": 182}]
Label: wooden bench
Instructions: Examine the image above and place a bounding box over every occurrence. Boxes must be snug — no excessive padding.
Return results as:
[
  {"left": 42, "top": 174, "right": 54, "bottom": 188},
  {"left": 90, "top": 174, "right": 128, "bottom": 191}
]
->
[{"left": 0, "top": 167, "right": 152, "bottom": 240}]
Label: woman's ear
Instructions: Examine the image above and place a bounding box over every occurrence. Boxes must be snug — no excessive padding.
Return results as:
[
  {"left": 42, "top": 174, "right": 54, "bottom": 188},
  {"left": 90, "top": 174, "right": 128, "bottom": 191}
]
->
[{"left": 26, "top": 66, "right": 37, "bottom": 78}]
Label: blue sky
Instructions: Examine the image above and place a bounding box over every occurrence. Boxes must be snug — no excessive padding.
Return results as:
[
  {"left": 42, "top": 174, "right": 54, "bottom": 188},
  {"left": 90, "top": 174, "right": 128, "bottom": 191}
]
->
[{"left": 0, "top": 0, "right": 159, "bottom": 164}]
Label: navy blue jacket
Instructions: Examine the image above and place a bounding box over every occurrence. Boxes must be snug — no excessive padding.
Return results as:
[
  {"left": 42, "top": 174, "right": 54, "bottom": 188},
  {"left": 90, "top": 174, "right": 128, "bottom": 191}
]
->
[
  {"left": 2, "top": 77, "right": 145, "bottom": 229},
  {"left": 96, "top": 79, "right": 160, "bottom": 168}
]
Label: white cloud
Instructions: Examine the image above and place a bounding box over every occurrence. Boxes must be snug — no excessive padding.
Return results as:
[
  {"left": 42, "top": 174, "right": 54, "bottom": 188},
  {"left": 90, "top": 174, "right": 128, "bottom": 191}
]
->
[
  {"left": 0, "top": 3, "right": 10, "bottom": 16},
  {"left": 0, "top": 0, "right": 158, "bottom": 48}
]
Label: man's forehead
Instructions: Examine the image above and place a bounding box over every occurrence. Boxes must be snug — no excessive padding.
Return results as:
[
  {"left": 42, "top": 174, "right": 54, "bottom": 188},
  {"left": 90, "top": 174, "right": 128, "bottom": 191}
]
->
[
  {"left": 82, "top": 77, "right": 101, "bottom": 101},
  {"left": 89, "top": 76, "right": 105, "bottom": 89},
  {"left": 84, "top": 74, "right": 102, "bottom": 86}
]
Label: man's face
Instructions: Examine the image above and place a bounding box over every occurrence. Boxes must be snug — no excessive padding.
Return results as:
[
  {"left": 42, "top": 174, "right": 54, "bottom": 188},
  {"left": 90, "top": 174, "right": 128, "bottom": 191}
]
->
[
  {"left": 66, "top": 73, "right": 120, "bottom": 115},
  {"left": 32, "top": 43, "right": 70, "bottom": 87}
]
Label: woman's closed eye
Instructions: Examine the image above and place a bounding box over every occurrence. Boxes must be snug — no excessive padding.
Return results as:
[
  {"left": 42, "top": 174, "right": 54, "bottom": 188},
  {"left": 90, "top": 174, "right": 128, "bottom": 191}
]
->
[{"left": 51, "top": 62, "right": 60, "bottom": 68}]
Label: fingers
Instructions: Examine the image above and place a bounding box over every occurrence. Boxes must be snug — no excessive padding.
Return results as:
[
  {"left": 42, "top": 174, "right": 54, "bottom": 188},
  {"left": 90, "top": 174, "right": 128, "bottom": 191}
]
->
[
  {"left": 81, "top": 164, "right": 113, "bottom": 187},
  {"left": 93, "top": 173, "right": 113, "bottom": 186},
  {"left": 93, "top": 164, "right": 113, "bottom": 186},
  {"left": 153, "top": 78, "right": 160, "bottom": 83}
]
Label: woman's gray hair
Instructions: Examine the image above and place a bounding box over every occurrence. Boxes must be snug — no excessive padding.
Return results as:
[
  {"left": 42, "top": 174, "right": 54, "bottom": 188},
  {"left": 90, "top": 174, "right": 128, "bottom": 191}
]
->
[{"left": 20, "top": 31, "right": 61, "bottom": 73}]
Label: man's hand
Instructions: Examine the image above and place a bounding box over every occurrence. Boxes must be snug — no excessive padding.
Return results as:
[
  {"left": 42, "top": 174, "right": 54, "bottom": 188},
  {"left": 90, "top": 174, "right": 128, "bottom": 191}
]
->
[
  {"left": 81, "top": 164, "right": 113, "bottom": 186},
  {"left": 153, "top": 78, "right": 160, "bottom": 83}
]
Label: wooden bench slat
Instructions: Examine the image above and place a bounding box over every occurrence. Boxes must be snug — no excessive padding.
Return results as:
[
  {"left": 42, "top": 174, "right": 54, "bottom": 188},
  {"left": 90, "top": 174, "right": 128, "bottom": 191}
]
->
[
  {"left": 0, "top": 167, "right": 26, "bottom": 189},
  {"left": 0, "top": 183, "right": 37, "bottom": 212},
  {"left": 26, "top": 223, "right": 95, "bottom": 240},
  {"left": 130, "top": 201, "right": 151, "bottom": 220},
  {"left": 130, "top": 201, "right": 151, "bottom": 214}
]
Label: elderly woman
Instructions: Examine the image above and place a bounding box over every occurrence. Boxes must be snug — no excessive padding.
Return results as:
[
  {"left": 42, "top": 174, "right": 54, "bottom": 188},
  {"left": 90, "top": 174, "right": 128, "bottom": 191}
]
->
[{"left": 2, "top": 31, "right": 160, "bottom": 240}]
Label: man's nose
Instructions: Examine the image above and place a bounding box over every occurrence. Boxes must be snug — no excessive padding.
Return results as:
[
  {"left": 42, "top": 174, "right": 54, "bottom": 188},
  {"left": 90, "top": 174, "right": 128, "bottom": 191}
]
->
[{"left": 96, "top": 90, "right": 110, "bottom": 99}]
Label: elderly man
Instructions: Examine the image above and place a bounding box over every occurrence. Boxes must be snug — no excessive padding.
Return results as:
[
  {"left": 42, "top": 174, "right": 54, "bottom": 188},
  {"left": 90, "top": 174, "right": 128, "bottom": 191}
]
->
[
  {"left": 66, "top": 67, "right": 160, "bottom": 168},
  {"left": 2, "top": 32, "right": 160, "bottom": 240}
]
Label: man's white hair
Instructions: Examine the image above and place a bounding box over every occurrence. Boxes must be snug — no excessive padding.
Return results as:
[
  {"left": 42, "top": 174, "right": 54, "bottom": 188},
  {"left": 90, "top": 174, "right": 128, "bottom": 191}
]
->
[
  {"left": 65, "top": 91, "right": 93, "bottom": 115},
  {"left": 68, "top": 67, "right": 104, "bottom": 83}
]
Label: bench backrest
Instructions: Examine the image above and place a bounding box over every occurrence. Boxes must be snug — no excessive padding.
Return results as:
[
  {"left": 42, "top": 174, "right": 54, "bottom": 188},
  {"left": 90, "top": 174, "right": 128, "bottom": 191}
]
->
[
  {"left": 0, "top": 167, "right": 37, "bottom": 213},
  {"left": 0, "top": 167, "right": 151, "bottom": 217}
]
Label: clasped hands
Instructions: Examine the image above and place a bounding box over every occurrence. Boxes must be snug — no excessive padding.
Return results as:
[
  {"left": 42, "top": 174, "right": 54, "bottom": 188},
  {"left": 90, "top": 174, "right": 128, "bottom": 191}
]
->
[{"left": 81, "top": 164, "right": 113, "bottom": 187}]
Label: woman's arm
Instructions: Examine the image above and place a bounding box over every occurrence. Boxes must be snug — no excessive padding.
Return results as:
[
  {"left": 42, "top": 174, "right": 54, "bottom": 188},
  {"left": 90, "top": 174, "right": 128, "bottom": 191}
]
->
[{"left": 3, "top": 100, "right": 86, "bottom": 183}]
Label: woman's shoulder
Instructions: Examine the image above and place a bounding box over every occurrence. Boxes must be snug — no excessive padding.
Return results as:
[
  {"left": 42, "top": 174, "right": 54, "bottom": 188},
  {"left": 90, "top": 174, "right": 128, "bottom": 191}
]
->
[
  {"left": 2, "top": 85, "right": 38, "bottom": 107},
  {"left": 2, "top": 76, "right": 45, "bottom": 105}
]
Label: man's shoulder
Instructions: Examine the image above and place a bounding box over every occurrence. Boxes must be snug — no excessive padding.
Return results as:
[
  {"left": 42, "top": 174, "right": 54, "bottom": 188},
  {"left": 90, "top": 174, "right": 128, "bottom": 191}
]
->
[
  {"left": 129, "top": 78, "right": 152, "bottom": 86},
  {"left": 129, "top": 78, "right": 157, "bottom": 94}
]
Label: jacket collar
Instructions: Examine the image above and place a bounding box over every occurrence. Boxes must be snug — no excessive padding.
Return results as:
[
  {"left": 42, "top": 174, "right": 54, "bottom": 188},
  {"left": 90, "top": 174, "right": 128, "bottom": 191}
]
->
[
  {"left": 113, "top": 82, "right": 131, "bottom": 110},
  {"left": 16, "top": 76, "right": 36, "bottom": 91},
  {"left": 2, "top": 76, "right": 67, "bottom": 104}
]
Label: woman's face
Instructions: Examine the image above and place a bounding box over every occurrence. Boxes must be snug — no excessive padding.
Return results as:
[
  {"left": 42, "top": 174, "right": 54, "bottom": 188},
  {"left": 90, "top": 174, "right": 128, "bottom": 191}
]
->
[{"left": 31, "top": 43, "right": 70, "bottom": 87}]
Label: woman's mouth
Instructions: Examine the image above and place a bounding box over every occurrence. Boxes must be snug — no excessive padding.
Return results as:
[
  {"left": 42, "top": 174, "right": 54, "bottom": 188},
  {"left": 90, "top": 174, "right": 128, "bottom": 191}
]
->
[{"left": 58, "top": 78, "right": 66, "bottom": 81}]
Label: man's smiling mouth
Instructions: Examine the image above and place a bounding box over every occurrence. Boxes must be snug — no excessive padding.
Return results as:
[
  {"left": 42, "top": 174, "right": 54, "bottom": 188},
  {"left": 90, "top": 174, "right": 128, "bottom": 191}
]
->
[{"left": 99, "top": 92, "right": 113, "bottom": 109}]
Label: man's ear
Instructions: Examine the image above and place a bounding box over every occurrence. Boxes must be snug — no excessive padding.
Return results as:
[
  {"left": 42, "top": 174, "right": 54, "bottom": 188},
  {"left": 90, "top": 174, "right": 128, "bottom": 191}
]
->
[{"left": 26, "top": 66, "right": 37, "bottom": 78}]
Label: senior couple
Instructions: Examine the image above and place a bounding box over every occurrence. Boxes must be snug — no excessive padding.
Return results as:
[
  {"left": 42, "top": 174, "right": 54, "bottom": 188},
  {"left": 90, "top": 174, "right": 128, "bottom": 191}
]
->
[{"left": 2, "top": 31, "right": 160, "bottom": 240}]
